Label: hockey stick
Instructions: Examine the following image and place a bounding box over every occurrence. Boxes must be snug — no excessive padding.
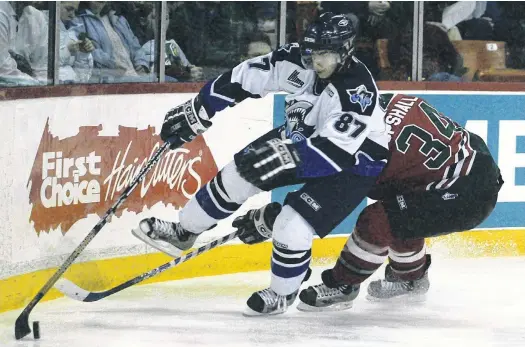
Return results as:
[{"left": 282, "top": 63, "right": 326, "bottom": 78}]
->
[
  {"left": 15, "top": 141, "right": 173, "bottom": 340},
  {"left": 54, "top": 230, "right": 240, "bottom": 302}
]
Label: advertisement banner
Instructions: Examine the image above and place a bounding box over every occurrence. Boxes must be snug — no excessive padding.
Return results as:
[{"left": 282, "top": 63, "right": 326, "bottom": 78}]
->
[
  {"left": 28, "top": 120, "right": 217, "bottom": 234},
  {"left": 273, "top": 93, "right": 525, "bottom": 234},
  {"left": 0, "top": 94, "right": 222, "bottom": 279}
]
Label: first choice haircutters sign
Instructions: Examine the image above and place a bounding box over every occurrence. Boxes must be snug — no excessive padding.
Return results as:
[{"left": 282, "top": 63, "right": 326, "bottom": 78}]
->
[{"left": 28, "top": 120, "right": 218, "bottom": 234}]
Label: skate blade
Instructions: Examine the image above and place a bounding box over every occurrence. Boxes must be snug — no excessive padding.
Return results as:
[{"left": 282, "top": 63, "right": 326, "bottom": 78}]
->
[
  {"left": 131, "top": 227, "right": 183, "bottom": 257},
  {"left": 366, "top": 293, "right": 427, "bottom": 303},
  {"left": 242, "top": 306, "right": 287, "bottom": 317},
  {"left": 296, "top": 301, "right": 353, "bottom": 312}
]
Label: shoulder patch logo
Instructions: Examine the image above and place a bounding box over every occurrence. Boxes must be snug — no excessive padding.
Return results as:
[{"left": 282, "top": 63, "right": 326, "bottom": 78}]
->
[
  {"left": 287, "top": 70, "right": 305, "bottom": 88},
  {"left": 278, "top": 42, "right": 299, "bottom": 54},
  {"left": 378, "top": 93, "right": 394, "bottom": 112},
  {"left": 347, "top": 85, "right": 374, "bottom": 112}
]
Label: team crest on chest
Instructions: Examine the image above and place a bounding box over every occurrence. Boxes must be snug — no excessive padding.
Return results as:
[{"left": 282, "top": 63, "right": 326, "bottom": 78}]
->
[
  {"left": 347, "top": 85, "right": 374, "bottom": 112},
  {"left": 285, "top": 99, "right": 314, "bottom": 142}
]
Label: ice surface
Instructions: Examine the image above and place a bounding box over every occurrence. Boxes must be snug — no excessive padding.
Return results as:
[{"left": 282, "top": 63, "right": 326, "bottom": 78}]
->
[{"left": 1, "top": 257, "right": 525, "bottom": 347}]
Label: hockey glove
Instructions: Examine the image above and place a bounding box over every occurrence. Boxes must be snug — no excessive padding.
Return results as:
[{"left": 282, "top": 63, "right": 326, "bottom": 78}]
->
[
  {"left": 236, "top": 139, "right": 301, "bottom": 188},
  {"left": 161, "top": 94, "right": 212, "bottom": 149},
  {"left": 232, "top": 202, "right": 282, "bottom": 245}
]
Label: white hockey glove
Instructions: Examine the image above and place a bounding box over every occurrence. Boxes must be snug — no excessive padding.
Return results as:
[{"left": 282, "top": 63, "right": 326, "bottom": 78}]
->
[
  {"left": 232, "top": 202, "right": 282, "bottom": 245},
  {"left": 236, "top": 139, "right": 301, "bottom": 189},
  {"left": 161, "top": 94, "right": 212, "bottom": 149}
]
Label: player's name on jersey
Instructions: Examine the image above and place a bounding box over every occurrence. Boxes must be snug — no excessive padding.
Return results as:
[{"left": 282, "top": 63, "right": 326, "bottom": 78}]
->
[{"left": 386, "top": 96, "right": 419, "bottom": 134}]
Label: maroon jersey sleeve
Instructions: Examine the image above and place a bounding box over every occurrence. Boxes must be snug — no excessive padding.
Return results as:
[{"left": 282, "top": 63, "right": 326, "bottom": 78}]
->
[{"left": 376, "top": 94, "right": 476, "bottom": 193}]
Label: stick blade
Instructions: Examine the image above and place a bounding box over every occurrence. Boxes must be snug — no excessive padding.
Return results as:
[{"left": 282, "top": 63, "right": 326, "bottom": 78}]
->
[
  {"left": 54, "top": 278, "right": 92, "bottom": 302},
  {"left": 14, "top": 313, "right": 31, "bottom": 340}
]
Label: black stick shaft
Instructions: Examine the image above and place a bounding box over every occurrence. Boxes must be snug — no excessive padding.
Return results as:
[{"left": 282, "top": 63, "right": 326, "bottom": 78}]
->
[{"left": 84, "top": 231, "right": 240, "bottom": 301}]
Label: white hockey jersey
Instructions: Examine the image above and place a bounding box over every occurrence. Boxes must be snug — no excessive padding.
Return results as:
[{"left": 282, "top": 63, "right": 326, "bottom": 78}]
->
[{"left": 199, "top": 43, "right": 389, "bottom": 179}]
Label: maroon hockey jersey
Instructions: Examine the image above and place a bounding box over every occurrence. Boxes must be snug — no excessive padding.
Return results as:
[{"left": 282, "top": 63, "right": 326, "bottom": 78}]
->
[{"left": 372, "top": 93, "right": 477, "bottom": 197}]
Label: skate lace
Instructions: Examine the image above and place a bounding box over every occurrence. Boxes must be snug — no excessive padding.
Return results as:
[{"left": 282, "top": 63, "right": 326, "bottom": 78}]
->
[
  {"left": 314, "top": 284, "right": 346, "bottom": 298},
  {"left": 173, "top": 223, "right": 190, "bottom": 238},
  {"left": 153, "top": 219, "right": 189, "bottom": 238},
  {"left": 259, "top": 288, "right": 287, "bottom": 310},
  {"left": 381, "top": 280, "right": 411, "bottom": 291}
]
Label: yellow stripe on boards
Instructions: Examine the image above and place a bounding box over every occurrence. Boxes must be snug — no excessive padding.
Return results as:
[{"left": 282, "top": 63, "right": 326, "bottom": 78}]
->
[
  {"left": 1, "top": 229, "right": 523, "bottom": 313},
  {"left": 426, "top": 228, "right": 525, "bottom": 257}
]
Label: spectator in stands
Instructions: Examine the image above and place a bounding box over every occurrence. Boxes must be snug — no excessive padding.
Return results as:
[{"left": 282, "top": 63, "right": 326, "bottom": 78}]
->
[
  {"left": 168, "top": 2, "right": 259, "bottom": 69},
  {"left": 0, "top": 1, "right": 39, "bottom": 86},
  {"left": 14, "top": 2, "right": 48, "bottom": 82},
  {"left": 423, "top": 26, "right": 463, "bottom": 81},
  {"left": 388, "top": 22, "right": 464, "bottom": 81},
  {"left": 241, "top": 32, "right": 273, "bottom": 60},
  {"left": 254, "top": 2, "right": 279, "bottom": 49},
  {"left": 426, "top": 1, "right": 498, "bottom": 41},
  {"left": 74, "top": 1, "right": 152, "bottom": 83},
  {"left": 139, "top": 5, "right": 203, "bottom": 82},
  {"left": 493, "top": 2, "right": 525, "bottom": 69},
  {"left": 14, "top": 1, "right": 95, "bottom": 84},
  {"left": 59, "top": 1, "right": 95, "bottom": 83}
]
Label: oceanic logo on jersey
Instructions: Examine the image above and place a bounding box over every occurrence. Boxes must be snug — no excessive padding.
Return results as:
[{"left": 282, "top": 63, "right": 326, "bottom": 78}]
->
[
  {"left": 285, "top": 100, "right": 314, "bottom": 142},
  {"left": 347, "top": 85, "right": 374, "bottom": 112}
]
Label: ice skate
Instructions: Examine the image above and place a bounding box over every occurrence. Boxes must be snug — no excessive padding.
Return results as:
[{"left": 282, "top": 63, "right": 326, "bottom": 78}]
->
[
  {"left": 297, "top": 269, "right": 360, "bottom": 311},
  {"left": 132, "top": 218, "right": 198, "bottom": 257},
  {"left": 367, "top": 255, "right": 431, "bottom": 302},
  {"left": 244, "top": 268, "right": 312, "bottom": 316},
  {"left": 243, "top": 288, "right": 299, "bottom": 316}
]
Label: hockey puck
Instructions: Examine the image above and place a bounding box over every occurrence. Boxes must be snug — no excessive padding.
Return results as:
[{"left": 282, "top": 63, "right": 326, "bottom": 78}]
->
[{"left": 33, "top": 321, "right": 40, "bottom": 340}]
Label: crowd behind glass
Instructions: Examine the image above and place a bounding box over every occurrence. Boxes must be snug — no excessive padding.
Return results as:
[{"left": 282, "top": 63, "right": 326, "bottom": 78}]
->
[{"left": 1, "top": 1, "right": 524, "bottom": 87}]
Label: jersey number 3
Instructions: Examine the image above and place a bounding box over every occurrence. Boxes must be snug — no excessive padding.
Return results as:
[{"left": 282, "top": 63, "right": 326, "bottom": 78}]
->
[{"left": 396, "top": 101, "right": 462, "bottom": 170}]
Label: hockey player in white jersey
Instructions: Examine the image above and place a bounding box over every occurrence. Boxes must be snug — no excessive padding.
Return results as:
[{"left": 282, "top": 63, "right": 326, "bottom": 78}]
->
[{"left": 132, "top": 13, "right": 388, "bottom": 315}]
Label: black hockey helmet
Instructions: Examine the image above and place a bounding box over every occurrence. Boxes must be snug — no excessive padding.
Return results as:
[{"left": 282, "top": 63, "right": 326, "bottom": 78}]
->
[{"left": 300, "top": 12, "right": 357, "bottom": 70}]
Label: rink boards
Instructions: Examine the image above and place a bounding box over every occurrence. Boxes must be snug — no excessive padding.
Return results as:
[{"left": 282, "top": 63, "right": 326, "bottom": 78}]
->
[{"left": 0, "top": 91, "right": 524, "bottom": 313}]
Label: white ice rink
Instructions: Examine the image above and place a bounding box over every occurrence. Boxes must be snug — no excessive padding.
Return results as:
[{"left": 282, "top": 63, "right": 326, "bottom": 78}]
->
[{"left": 1, "top": 257, "right": 525, "bottom": 347}]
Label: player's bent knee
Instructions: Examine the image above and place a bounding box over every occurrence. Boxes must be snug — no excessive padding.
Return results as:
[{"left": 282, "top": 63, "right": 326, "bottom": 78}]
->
[
  {"left": 220, "top": 161, "right": 263, "bottom": 203},
  {"left": 355, "top": 202, "right": 393, "bottom": 247},
  {"left": 179, "top": 197, "right": 217, "bottom": 233},
  {"left": 273, "top": 205, "right": 315, "bottom": 250}
]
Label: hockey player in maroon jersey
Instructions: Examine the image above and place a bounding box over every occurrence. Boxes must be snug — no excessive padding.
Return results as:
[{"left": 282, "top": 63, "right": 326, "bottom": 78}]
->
[{"left": 233, "top": 92, "right": 503, "bottom": 312}]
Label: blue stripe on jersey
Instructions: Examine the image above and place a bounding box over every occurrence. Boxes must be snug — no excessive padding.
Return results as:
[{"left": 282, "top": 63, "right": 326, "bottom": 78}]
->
[
  {"left": 293, "top": 139, "right": 342, "bottom": 178},
  {"left": 195, "top": 183, "right": 232, "bottom": 220},
  {"left": 271, "top": 259, "right": 311, "bottom": 279},
  {"left": 201, "top": 78, "right": 234, "bottom": 115},
  {"left": 294, "top": 137, "right": 388, "bottom": 178},
  {"left": 351, "top": 152, "right": 387, "bottom": 177}
]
